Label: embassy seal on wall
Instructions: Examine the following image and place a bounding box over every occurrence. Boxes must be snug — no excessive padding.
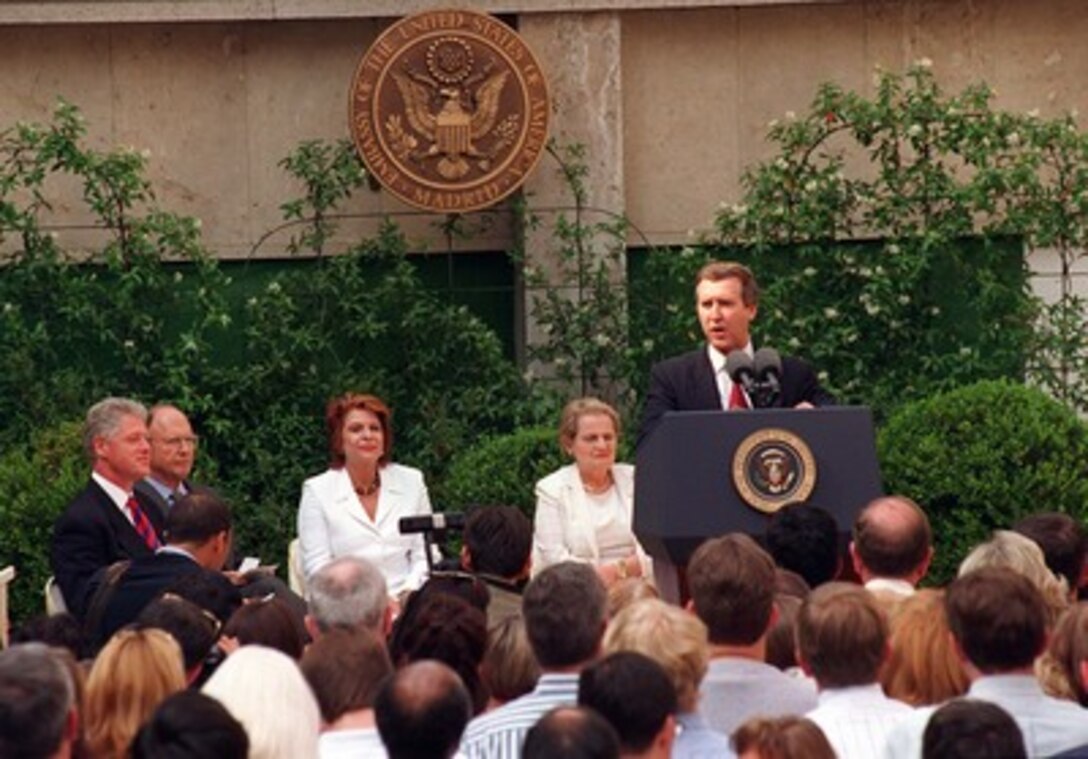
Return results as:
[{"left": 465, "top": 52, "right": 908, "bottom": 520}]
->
[
  {"left": 349, "top": 9, "right": 550, "bottom": 213},
  {"left": 731, "top": 428, "right": 817, "bottom": 514}
]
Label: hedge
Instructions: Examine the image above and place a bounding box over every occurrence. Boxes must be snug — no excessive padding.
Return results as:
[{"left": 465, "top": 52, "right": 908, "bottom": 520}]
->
[{"left": 878, "top": 380, "right": 1088, "bottom": 584}]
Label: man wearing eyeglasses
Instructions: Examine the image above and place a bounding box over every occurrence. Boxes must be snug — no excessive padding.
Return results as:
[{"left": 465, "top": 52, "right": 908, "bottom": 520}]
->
[{"left": 136, "top": 404, "right": 200, "bottom": 520}]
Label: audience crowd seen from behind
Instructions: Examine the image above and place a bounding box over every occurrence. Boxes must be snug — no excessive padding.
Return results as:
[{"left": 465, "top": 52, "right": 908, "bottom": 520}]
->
[{"left": 9, "top": 370, "right": 1088, "bottom": 759}]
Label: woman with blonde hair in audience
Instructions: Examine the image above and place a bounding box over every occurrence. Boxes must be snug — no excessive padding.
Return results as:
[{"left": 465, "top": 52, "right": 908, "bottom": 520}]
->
[
  {"left": 83, "top": 628, "right": 186, "bottom": 759},
  {"left": 481, "top": 613, "right": 541, "bottom": 711},
  {"left": 880, "top": 588, "right": 969, "bottom": 706},
  {"left": 603, "top": 598, "right": 731, "bottom": 756},
  {"left": 203, "top": 645, "right": 320, "bottom": 759},
  {"left": 607, "top": 577, "right": 659, "bottom": 618},
  {"left": 533, "top": 397, "right": 651, "bottom": 586},
  {"left": 1040, "top": 602, "right": 1088, "bottom": 703},
  {"left": 732, "top": 716, "right": 835, "bottom": 759},
  {"left": 959, "top": 530, "right": 1070, "bottom": 624}
]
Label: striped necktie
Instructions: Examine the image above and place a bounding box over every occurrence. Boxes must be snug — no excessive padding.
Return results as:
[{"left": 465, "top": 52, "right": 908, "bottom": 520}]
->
[{"left": 126, "top": 495, "right": 161, "bottom": 551}]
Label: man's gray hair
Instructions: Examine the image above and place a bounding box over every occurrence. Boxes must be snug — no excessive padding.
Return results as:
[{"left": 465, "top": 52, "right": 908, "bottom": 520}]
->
[
  {"left": 307, "top": 556, "right": 389, "bottom": 633},
  {"left": 82, "top": 396, "right": 148, "bottom": 460},
  {"left": 0, "top": 643, "right": 75, "bottom": 759}
]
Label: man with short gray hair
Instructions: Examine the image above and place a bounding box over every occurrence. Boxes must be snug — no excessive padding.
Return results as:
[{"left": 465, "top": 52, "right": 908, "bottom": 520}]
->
[
  {"left": 51, "top": 396, "right": 166, "bottom": 618},
  {"left": 305, "top": 556, "right": 392, "bottom": 640},
  {"left": 0, "top": 643, "right": 79, "bottom": 759}
]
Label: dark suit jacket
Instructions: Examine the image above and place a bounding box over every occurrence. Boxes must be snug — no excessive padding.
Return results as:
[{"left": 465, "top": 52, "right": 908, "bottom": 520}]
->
[
  {"left": 50, "top": 479, "right": 166, "bottom": 619},
  {"left": 86, "top": 551, "right": 216, "bottom": 652},
  {"left": 637, "top": 348, "right": 835, "bottom": 448}
]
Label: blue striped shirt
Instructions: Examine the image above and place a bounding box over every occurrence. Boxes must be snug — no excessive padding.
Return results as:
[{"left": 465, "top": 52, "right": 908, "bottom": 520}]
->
[{"left": 461, "top": 673, "right": 580, "bottom": 759}]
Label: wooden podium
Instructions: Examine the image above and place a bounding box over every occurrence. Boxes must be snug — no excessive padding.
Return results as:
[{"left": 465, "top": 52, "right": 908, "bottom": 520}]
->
[{"left": 634, "top": 407, "right": 883, "bottom": 603}]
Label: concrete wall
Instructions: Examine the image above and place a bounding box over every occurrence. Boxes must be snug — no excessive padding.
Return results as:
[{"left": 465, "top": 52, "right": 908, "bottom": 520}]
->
[{"left": 1, "top": 0, "right": 1086, "bottom": 296}]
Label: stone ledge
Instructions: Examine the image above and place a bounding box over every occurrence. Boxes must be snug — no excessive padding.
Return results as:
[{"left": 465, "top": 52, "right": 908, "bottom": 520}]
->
[{"left": 0, "top": 0, "right": 846, "bottom": 25}]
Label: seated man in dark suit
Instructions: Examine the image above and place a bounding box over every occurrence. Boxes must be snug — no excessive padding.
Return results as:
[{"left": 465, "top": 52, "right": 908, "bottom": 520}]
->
[
  {"left": 638, "top": 261, "right": 834, "bottom": 447},
  {"left": 135, "top": 403, "right": 200, "bottom": 520},
  {"left": 50, "top": 396, "right": 166, "bottom": 618},
  {"left": 85, "top": 489, "right": 234, "bottom": 652},
  {"left": 460, "top": 506, "right": 532, "bottom": 627}
]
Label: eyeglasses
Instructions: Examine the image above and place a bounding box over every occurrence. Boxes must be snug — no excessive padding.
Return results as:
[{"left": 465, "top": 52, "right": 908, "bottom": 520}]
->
[{"left": 156, "top": 435, "right": 200, "bottom": 450}]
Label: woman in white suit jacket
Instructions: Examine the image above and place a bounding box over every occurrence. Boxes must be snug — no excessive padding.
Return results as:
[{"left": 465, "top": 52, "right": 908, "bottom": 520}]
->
[
  {"left": 533, "top": 398, "right": 651, "bottom": 586},
  {"left": 297, "top": 393, "right": 433, "bottom": 597}
]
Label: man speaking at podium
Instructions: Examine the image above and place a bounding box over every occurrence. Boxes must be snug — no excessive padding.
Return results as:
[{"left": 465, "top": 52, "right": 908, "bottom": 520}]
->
[{"left": 638, "top": 261, "right": 834, "bottom": 447}]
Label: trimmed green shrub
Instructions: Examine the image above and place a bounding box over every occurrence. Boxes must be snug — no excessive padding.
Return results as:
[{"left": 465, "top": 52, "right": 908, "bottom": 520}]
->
[
  {"left": 438, "top": 427, "right": 565, "bottom": 519},
  {"left": 0, "top": 421, "right": 86, "bottom": 624},
  {"left": 878, "top": 380, "right": 1088, "bottom": 584}
]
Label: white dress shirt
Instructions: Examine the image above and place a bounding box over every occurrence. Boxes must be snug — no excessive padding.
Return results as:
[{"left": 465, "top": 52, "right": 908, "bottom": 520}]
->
[
  {"left": 708, "top": 342, "right": 752, "bottom": 409},
  {"left": 882, "top": 674, "right": 1088, "bottom": 759},
  {"left": 807, "top": 683, "right": 913, "bottom": 759}
]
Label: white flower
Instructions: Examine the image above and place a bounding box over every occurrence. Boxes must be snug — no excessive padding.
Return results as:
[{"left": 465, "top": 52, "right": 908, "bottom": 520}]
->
[
  {"left": 247, "top": 297, "right": 257, "bottom": 307},
  {"left": 823, "top": 307, "right": 839, "bottom": 319},
  {"left": 123, "top": 339, "right": 135, "bottom": 349},
  {"left": 907, "top": 124, "right": 923, "bottom": 138},
  {"left": 2, "top": 303, "right": 13, "bottom": 314},
  {"left": 804, "top": 180, "right": 818, "bottom": 193},
  {"left": 1006, "top": 131, "right": 1021, "bottom": 148},
  {"left": 733, "top": 203, "right": 748, "bottom": 215},
  {"left": 865, "top": 302, "right": 881, "bottom": 316},
  {"left": 886, "top": 243, "right": 900, "bottom": 255},
  {"left": 788, "top": 337, "right": 802, "bottom": 349},
  {"left": 915, "top": 57, "right": 933, "bottom": 69},
  {"left": 929, "top": 306, "right": 941, "bottom": 316},
  {"left": 803, "top": 267, "right": 817, "bottom": 277},
  {"left": 173, "top": 272, "right": 184, "bottom": 283},
  {"left": 593, "top": 333, "right": 611, "bottom": 347},
  {"left": 267, "top": 281, "right": 282, "bottom": 294},
  {"left": 959, "top": 346, "right": 972, "bottom": 356},
  {"left": 642, "top": 339, "right": 655, "bottom": 351},
  {"left": 897, "top": 294, "right": 911, "bottom": 305}
]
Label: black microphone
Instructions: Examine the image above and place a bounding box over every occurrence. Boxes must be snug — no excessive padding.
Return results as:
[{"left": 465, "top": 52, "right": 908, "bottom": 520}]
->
[
  {"left": 399, "top": 513, "right": 466, "bottom": 534},
  {"left": 752, "top": 347, "right": 783, "bottom": 408},
  {"left": 725, "top": 350, "right": 756, "bottom": 393}
]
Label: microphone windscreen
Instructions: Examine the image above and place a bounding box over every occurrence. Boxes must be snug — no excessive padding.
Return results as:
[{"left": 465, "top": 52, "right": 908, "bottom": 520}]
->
[
  {"left": 753, "top": 347, "right": 783, "bottom": 378},
  {"left": 725, "top": 349, "right": 755, "bottom": 382}
]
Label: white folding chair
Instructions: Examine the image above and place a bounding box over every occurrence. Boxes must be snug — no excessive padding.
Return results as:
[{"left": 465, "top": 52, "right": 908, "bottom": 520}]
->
[
  {"left": 0, "top": 566, "right": 15, "bottom": 648},
  {"left": 45, "top": 575, "right": 68, "bottom": 616},
  {"left": 288, "top": 538, "right": 305, "bottom": 596}
]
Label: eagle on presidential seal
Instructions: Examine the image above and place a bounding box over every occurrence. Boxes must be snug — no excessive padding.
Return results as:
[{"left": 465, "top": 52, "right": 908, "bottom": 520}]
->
[{"left": 386, "top": 36, "right": 517, "bottom": 181}]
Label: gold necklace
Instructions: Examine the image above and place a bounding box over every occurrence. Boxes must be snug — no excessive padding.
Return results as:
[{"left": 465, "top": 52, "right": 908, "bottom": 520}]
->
[{"left": 353, "top": 472, "right": 381, "bottom": 497}]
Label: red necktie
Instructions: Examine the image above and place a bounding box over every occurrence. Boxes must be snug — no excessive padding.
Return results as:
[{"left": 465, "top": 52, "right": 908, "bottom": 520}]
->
[
  {"left": 729, "top": 382, "right": 749, "bottom": 410},
  {"left": 126, "top": 496, "right": 161, "bottom": 551}
]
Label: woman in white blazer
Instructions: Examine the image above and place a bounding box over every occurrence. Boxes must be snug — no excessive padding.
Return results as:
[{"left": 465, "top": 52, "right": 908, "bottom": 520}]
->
[
  {"left": 533, "top": 397, "right": 651, "bottom": 586},
  {"left": 297, "top": 393, "right": 434, "bottom": 597}
]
